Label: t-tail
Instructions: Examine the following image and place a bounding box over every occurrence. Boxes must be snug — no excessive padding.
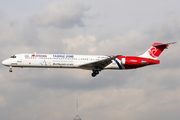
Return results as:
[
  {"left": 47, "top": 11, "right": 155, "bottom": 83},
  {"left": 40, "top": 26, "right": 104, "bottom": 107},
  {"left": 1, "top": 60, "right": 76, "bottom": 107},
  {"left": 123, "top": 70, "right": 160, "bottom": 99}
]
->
[{"left": 139, "top": 42, "right": 177, "bottom": 59}]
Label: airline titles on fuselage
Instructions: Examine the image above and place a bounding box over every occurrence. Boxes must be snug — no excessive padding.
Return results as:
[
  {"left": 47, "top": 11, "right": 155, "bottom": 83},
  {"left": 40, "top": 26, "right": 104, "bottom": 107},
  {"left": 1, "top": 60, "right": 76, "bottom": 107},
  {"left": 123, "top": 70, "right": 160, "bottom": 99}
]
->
[
  {"left": 24, "top": 54, "right": 107, "bottom": 61},
  {"left": 53, "top": 55, "right": 74, "bottom": 58},
  {"left": 25, "top": 54, "right": 75, "bottom": 58},
  {"left": 53, "top": 63, "right": 74, "bottom": 66}
]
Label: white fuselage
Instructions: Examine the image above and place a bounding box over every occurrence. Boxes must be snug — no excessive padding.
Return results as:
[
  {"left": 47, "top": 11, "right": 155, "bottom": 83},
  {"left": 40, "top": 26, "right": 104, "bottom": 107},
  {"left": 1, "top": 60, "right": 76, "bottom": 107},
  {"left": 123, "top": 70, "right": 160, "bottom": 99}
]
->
[{"left": 2, "top": 53, "right": 120, "bottom": 70}]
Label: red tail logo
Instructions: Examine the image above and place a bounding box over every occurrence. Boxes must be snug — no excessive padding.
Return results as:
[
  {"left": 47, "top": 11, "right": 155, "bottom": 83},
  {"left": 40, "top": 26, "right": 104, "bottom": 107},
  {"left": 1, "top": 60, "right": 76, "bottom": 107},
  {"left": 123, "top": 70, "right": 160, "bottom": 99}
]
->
[
  {"left": 148, "top": 43, "right": 169, "bottom": 58},
  {"left": 148, "top": 46, "right": 160, "bottom": 58}
]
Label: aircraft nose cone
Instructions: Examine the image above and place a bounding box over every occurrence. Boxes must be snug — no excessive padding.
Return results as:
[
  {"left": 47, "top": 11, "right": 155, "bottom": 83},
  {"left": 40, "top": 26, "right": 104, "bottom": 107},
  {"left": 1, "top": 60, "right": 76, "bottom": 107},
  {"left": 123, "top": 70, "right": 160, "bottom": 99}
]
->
[
  {"left": 2, "top": 60, "right": 5, "bottom": 65},
  {"left": 2, "top": 60, "right": 9, "bottom": 66}
]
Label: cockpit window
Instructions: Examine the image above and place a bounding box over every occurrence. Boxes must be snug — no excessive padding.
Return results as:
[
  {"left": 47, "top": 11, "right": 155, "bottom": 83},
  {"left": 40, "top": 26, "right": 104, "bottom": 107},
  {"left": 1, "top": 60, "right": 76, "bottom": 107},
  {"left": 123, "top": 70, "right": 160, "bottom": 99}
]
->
[{"left": 10, "top": 55, "right": 16, "bottom": 58}]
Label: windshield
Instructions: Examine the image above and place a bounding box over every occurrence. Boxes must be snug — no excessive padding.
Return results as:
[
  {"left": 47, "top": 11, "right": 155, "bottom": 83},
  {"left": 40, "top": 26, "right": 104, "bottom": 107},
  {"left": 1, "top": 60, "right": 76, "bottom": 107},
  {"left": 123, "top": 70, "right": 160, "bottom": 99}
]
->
[{"left": 10, "top": 55, "right": 16, "bottom": 58}]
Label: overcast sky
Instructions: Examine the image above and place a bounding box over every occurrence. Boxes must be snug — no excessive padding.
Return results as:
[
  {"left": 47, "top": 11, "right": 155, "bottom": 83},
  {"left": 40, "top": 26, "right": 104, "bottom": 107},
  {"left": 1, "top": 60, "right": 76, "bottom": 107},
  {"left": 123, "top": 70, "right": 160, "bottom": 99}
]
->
[{"left": 0, "top": 0, "right": 180, "bottom": 120}]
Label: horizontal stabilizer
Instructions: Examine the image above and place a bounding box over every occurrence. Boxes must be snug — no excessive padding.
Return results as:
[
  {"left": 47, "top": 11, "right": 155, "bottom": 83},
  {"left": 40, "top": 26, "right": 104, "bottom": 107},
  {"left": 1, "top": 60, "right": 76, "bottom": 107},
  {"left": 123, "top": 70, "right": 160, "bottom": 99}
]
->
[{"left": 153, "top": 42, "right": 177, "bottom": 47}]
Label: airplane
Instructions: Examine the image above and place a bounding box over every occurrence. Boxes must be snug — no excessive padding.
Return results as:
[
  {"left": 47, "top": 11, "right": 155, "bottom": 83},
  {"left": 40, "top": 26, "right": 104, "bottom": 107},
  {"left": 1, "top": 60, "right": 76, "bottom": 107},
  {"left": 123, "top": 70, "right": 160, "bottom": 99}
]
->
[{"left": 2, "top": 42, "right": 176, "bottom": 77}]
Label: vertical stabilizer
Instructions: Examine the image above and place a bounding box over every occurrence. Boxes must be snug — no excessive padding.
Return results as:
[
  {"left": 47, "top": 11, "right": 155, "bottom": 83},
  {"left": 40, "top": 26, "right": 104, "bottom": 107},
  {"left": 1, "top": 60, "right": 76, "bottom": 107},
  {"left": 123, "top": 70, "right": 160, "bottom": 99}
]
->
[{"left": 139, "top": 42, "right": 176, "bottom": 59}]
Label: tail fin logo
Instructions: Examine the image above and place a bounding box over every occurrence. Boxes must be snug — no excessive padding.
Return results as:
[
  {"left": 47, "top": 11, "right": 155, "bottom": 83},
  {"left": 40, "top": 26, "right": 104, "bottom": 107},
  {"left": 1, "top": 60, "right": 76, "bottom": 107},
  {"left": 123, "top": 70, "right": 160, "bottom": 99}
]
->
[{"left": 148, "top": 47, "right": 159, "bottom": 58}]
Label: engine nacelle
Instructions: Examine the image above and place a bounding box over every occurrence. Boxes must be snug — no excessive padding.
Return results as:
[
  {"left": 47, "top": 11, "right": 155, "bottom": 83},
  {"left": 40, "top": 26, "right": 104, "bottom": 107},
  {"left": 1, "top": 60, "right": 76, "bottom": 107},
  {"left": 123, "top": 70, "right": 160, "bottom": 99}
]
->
[{"left": 121, "top": 58, "right": 147, "bottom": 66}]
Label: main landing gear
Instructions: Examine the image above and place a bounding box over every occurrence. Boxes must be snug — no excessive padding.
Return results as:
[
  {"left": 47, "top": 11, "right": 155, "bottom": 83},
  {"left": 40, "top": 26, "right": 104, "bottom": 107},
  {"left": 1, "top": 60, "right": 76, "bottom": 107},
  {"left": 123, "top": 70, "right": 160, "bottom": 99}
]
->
[
  {"left": 9, "top": 66, "right": 12, "bottom": 72},
  {"left": 91, "top": 70, "right": 99, "bottom": 77}
]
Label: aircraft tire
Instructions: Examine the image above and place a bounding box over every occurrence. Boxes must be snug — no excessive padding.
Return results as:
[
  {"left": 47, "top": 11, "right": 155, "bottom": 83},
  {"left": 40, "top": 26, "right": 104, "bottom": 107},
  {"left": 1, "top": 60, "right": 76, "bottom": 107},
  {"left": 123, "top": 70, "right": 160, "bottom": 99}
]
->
[
  {"left": 94, "top": 70, "right": 99, "bottom": 74},
  {"left": 92, "top": 73, "right": 96, "bottom": 77}
]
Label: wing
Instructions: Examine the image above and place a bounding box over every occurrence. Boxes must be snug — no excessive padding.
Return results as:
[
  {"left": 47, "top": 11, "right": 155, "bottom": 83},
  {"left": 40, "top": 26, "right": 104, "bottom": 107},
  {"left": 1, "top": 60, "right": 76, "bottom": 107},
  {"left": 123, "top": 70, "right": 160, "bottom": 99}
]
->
[{"left": 79, "top": 55, "right": 121, "bottom": 70}]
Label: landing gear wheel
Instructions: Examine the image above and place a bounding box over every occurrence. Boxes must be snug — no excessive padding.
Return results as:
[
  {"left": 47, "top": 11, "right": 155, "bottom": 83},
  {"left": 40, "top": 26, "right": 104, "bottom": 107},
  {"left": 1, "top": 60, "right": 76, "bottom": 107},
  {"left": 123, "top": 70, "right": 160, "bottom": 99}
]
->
[
  {"left": 92, "top": 73, "right": 96, "bottom": 77},
  {"left": 91, "top": 70, "right": 100, "bottom": 77},
  {"left": 94, "top": 70, "right": 99, "bottom": 74},
  {"left": 9, "top": 66, "right": 12, "bottom": 72}
]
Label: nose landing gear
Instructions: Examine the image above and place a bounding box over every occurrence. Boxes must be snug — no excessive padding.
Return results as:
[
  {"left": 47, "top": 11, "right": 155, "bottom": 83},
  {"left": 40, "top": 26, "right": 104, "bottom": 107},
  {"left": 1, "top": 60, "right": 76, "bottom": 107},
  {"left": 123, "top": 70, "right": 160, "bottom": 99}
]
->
[
  {"left": 9, "top": 66, "right": 12, "bottom": 72},
  {"left": 91, "top": 70, "right": 99, "bottom": 77}
]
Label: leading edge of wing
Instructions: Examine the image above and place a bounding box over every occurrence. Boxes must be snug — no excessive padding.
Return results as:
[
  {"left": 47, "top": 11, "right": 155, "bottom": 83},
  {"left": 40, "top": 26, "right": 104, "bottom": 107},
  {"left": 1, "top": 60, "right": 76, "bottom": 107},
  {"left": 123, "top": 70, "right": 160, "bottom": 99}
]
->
[{"left": 79, "top": 55, "right": 122, "bottom": 70}]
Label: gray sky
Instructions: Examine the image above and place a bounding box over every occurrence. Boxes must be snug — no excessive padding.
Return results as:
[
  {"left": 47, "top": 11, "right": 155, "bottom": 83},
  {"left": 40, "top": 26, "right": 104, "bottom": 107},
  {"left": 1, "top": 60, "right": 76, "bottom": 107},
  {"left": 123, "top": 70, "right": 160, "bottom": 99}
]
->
[{"left": 0, "top": 0, "right": 180, "bottom": 120}]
